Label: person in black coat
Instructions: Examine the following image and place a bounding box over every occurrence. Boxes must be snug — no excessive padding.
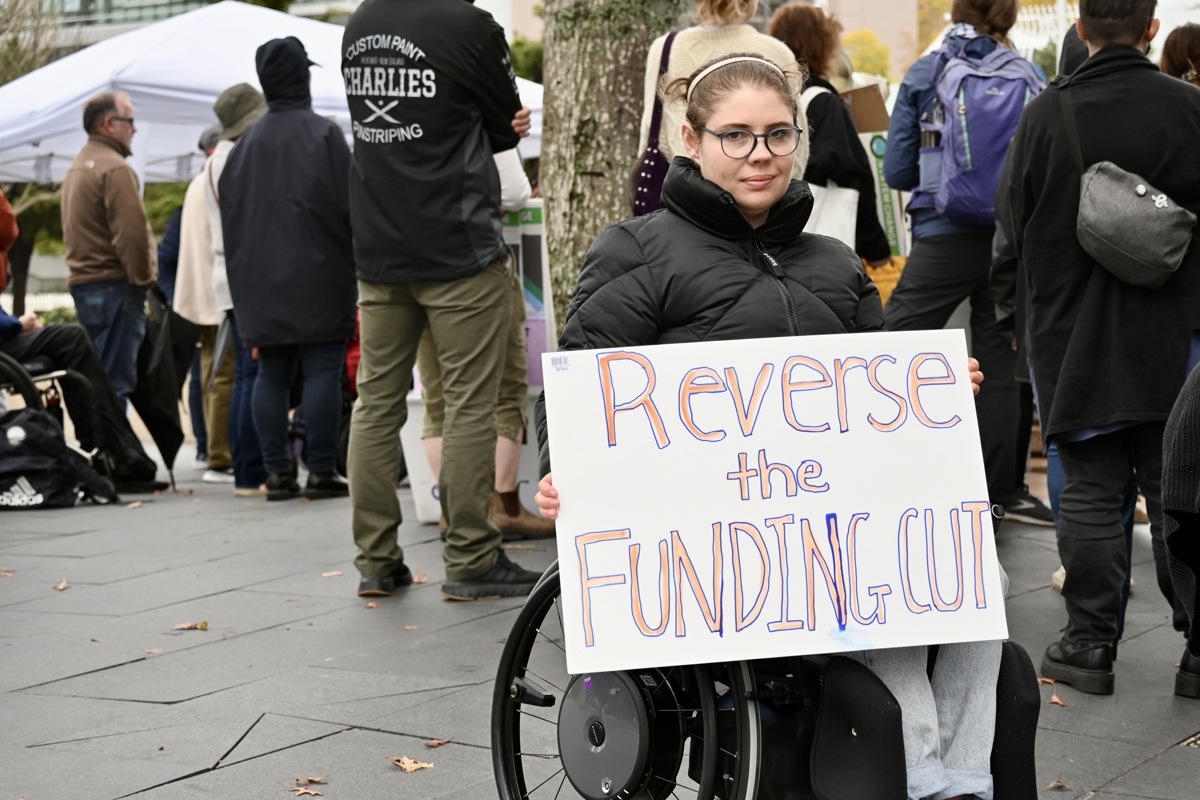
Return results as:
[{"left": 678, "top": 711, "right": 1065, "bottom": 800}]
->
[
  {"left": 534, "top": 53, "right": 1002, "bottom": 800},
  {"left": 1005, "top": 0, "right": 1200, "bottom": 698},
  {"left": 766, "top": 1, "right": 892, "bottom": 265},
  {"left": 219, "top": 37, "right": 357, "bottom": 501}
]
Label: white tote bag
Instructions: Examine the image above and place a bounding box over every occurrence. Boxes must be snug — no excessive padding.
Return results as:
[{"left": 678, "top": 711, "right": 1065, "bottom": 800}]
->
[{"left": 800, "top": 86, "right": 860, "bottom": 250}]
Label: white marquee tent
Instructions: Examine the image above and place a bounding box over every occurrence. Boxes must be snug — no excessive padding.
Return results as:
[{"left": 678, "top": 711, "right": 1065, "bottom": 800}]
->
[{"left": 0, "top": 0, "right": 542, "bottom": 184}]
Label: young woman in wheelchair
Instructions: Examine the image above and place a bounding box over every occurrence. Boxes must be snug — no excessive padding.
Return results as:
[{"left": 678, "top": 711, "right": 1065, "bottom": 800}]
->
[{"left": 532, "top": 53, "right": 1004, "bottom": 800}]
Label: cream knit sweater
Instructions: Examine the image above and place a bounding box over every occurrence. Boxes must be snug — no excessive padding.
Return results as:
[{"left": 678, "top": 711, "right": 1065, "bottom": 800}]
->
[{"left": 637, "top": 25, "right": 808, "bottom": 179}]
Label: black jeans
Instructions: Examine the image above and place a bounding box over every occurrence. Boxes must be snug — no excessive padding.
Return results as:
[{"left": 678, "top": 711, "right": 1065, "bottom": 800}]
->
[
  {"left": 1056, "top": 423, "right": 1187, "bottom": 645},
  {"left": 0, "top": 323, "right": 155, "bottom": 478},
  {"left": 885, "top": 233, "right": 1022, "bottom": 505}
]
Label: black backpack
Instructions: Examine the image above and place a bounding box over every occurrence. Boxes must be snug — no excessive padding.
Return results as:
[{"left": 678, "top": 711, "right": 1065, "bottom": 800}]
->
[{"left": 0, "top": 407, "right": 118, "bottom": 509}]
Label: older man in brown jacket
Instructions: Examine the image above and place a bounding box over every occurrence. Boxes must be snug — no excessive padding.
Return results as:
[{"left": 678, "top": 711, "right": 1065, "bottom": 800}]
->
[{"left": 61, "top": 91, "right": 156, "bottom": 404}]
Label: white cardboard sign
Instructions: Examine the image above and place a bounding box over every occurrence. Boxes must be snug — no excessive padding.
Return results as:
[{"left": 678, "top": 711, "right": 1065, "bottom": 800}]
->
[{"left": 542, "top": 330, "right": 1008, "bottom": 675}]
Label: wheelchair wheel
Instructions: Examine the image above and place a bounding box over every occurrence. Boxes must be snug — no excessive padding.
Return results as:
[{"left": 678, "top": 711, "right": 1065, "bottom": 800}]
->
[
  {"left": 492, "top": 566, "right": 761, "bottom": 800},
  {"left": 0, "top": 351, "right": 45, "bottom": 411}
]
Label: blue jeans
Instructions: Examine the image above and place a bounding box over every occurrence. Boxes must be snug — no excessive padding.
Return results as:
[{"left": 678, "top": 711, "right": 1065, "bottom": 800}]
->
[
  {"left": 70, "top": 281, "right": 146, "bottom": 402},
  {"left": 188, "top": 349, "right": 207, "bottom": 460},
  {"left": 229, "top": 315, "right": 265, "bottom": 490},
  {"left": 253, "top": 341, "right": 345, "bottom": 475}
]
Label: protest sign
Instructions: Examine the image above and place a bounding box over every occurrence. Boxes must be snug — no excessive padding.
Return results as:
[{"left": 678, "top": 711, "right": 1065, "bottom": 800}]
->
[{"left": 542, "top": 330, "right": 1007, "bottom": 674}]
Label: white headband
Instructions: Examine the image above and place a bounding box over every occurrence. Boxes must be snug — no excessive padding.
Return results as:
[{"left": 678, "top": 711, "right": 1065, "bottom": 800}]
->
[{"left": 686, "top": 56, "right": 787, "bottom": 102}]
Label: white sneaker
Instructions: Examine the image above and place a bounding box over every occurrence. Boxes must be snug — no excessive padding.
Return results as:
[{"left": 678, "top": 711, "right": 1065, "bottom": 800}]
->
[
  {"left": 202, "top": 469, "right": 235, "bottom": 484},
  {"left": 1051, "top": 565, "right": 1066, "bottom": 592},
  {"left": 194, "top": 457, "right": 209, "bottom": 470}
]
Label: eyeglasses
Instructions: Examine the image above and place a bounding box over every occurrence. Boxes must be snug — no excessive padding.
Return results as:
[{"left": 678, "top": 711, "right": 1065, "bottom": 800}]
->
[
  {"left": 109, "top": 116, "right": 136, "bottom": 126},
  {"left": 699, "top": 126, "right": 802, "bottom": 159}
]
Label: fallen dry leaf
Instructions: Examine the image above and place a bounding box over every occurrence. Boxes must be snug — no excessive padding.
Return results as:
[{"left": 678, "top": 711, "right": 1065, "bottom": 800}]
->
[
  {"left": 387, "top": 755, "right": 435, "bottom": 773},
  {"left": 424, "top": 737, "right": 453, "bottom": 748},
  {"left": 365, "top": 601, "right": 379, "bottom": 609},
  {"left": 1048, "top": 693, "right": 1068, "bottom": 707},
  {"left": 1046, "top": 778, "right": 1071, "bottom": 791},
  {"left": 0, "top": 568, "right": 14, "bottom": 577},
  {"left": 290, "top": 789, "right": 323, "bottom": 797},
  {"left": 1037, "top": 677, "right": 1056, "bottom": 686},
  {"left": 144, "top": 648, "right": 165, "bottom": 655},
  {"left": 402, "top": 625, "right": 421, "bottom": 631},
  {"left": 321, "top": 570, "right": 344, "bottom": 578},
  {"left": 127, "top": 501, "right": 143, "bottom": 509},
  {"left": 294, "top": 776, "right": 327, "bottom": 786},
  {"left": 411, "top": 569, "right": 427, "bottom": 584},
  {"left": 503, "top": 543, "right": 536, "bottom": 550},
  {"left": 186, "top": 489, "right": 195, "bottom": 496},
  {"left": 173, "top": 621, "right": 209, "bottom": 631},
  {"left": 54, "top": 577, "right": 70, "bottom": 592},
  {"left": 298, "top": 496, "right": 313, "bottom": 503}
]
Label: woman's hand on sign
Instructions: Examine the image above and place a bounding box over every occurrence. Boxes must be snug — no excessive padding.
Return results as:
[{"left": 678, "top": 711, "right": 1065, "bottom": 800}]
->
[
  {"left": 535, "top": 473, "right": 559, "bottom": 520},
  {"left": 968, "top": 357, "right": 983, "bottom": 396}
]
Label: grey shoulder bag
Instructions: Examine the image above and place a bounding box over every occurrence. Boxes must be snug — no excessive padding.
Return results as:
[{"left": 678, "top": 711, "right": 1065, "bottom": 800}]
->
[{"left": 1060, "top": 81, "right": 1196, "bottom": 289}]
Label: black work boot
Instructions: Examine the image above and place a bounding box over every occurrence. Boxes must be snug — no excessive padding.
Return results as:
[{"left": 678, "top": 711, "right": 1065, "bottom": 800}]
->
[
  {"left": 266, "top": 470, "right": 301, "bottom": 501},
  {"left": 440, "top": 550, "right": 541, "bottom": 601},
  {"left": 1040, "top": 639, "right": 1115, "bottom": 695}
]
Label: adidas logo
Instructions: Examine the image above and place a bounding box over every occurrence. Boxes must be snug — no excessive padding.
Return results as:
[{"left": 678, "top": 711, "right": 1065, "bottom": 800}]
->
[{"left": 0, "top": 476, "right": 45, "bottom": 507}]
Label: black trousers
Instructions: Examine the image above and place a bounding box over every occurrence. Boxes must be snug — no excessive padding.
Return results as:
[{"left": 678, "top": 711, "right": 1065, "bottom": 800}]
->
[
  {"left": 1057, "top": 423, "right": 1187, "bottom": 645},
  {"left": 0, "top": 323, "right": 155, "bottom": 479},
  {"left": 884, "top": 233, "right": 1022, "bottom": 505}
]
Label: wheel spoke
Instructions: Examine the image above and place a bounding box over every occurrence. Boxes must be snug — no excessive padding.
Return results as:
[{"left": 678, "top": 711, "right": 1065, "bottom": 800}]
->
[
  {"left": 526, "top": 766, "right": 567, "bottom": 796},
  {"left": 553, "top": 773, "right": 568, "bottom": 800},
  {"left": 517, "top": 708, "right": 558, "bottom": 727},
  {"left": 535, "top": 625, "right": 567, "bottom": 653},
  {"left": 524, "top": 667, "right": 565, "bottom": 694}
]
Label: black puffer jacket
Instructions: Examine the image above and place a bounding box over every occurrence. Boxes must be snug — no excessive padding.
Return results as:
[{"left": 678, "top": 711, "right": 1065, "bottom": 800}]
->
[{"left": 538, "top": 156, "right": 884, "bottom": 474}]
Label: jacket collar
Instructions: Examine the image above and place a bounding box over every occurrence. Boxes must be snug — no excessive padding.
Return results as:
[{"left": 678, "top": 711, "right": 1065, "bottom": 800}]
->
[
  {"left": 1063, "top": 45, "right": 1157, "bottom": 84},
  {"left": 660, "top": 156, "right": 813, "bottom": 245},
  {"left": 86, "top": 133, "right": 131, "bottom": 159}
]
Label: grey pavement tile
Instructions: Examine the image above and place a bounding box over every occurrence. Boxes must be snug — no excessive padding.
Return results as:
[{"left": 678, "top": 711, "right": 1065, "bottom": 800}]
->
[
  {"left": 1033, "top": 726, "right": 1158, "bottom": 800},
  {"left": 215, "top": 712, "right": 350, "bottom": 767},
  {"left": 34, "top": 628, "right": 371, "bottom": 704},
  {"left": 1102, "top": 745, "right": 1200, "bottom": 800},
  {"left": 0, "top": 607, "right": 116, "bottom": 638},
  {"left": 0, "top": 691, "right": 156, "bottom": 752},
  {"left": 370, "top": 680, "right": 495, "bottom": 747},
  {"left": 1034, "top": 623, "right": 1199, "bottom": 750},
  {"left": 128, "top": 727, "right": 495, "bottom": 800}
]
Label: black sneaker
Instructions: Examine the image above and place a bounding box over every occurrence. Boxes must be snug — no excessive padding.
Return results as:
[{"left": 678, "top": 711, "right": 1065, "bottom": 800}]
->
[
  {"left": 1003, "top": 486, "right": 1055, "bottom": 527},
  {"left": 304, "top": 471, "right": 349, "bottom": 500},
  {"left": 266, "top": 470, "right": 301, "bottom": 502},
  {"left": 1177, "top": 648, "right": 1200, "bottom": 699},
  {"left": 357, "top": 561, "right": 414, "bottom": 597},
  {"left": 441, "top": 550, "right": 541, "bottom": 601}
]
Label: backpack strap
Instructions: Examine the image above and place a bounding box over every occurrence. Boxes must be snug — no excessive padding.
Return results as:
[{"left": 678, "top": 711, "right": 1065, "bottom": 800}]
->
[
  {"left": 1058, "top": 81, "right": 1088, "bottom": 175},
  {"left": 800, "top": 84, "right": 832, "bottom": 118},
  {"left": 647, "top": 31, "right": 679, "bottom": 151}
]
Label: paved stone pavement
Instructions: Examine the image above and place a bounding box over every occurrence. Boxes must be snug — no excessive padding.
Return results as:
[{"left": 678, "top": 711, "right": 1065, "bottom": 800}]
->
[{"left": 1, "top": 448, "right": 1197, "bottom": 800}]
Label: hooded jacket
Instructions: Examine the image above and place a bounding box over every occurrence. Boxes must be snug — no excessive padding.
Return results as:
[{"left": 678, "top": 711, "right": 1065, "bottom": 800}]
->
[
  {"left": 341, "top": 0, "right": 522, "bottom": 284},
  {"left": 1007, "top": 46, "right": 1200, "bottom": 439},
  {"left": 537, "top": 156, "right": 884, "bottom": 474},
  {"left": 218, "top": 37, "right": 356, "bottom": 349}
]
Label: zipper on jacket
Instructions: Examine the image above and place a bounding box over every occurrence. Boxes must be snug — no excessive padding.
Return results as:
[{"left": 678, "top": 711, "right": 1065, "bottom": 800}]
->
[
  {"left": 721, "top": 192, "right": 802, "bottom": 336},
  {"left": 754, "top": 233, "right": 801, "bottom": 336}
]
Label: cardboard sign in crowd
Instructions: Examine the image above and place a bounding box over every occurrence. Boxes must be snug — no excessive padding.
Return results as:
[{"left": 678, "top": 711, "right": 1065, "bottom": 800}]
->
[{"left": 542, "top": 330, "right": 1008, "bottom": 674}]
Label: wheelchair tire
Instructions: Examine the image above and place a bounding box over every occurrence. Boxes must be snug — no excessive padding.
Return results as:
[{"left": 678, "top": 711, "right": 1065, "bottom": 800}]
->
[
  {"left": 491, "top": 565, "right": 761, "bottom": 800},
  {"left": 0, "top": 351, "right": 45, "bottom": 411}
]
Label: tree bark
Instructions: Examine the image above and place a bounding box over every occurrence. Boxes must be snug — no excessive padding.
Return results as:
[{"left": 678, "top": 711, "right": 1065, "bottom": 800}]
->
[{"left": 541, "top": 0, "right": 688, "bottom": 334}]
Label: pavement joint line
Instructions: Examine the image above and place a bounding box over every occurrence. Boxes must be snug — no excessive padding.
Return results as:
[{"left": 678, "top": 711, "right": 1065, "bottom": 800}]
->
[
  {"left": 302, "top": 678, "right": 487, "bottom": 708},
  {"left": 30, "top": 674, "right": 274, "bottom": 705},
  {"left": 111, "top": 766, "right": 214, "bottom": 799},
  {"left": 214, "top": 726, "right": 356, "bottom": 770},
  {"left": 9, "top": 656, "right": 147, "bottom": 692},
  {"left": 346, "top": 722, "right": 491, "bottom": 750},
  {"left": 27, "top": 721, "right": 193, "bottom": 748},
  {"left": 212, "top": 711, "right": 264, "bottom": 766}
]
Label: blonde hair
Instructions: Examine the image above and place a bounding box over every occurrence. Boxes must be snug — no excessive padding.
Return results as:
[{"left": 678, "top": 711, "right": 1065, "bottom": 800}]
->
[{"left": 694, "top": 0, "right": 759, "bottom": 27}]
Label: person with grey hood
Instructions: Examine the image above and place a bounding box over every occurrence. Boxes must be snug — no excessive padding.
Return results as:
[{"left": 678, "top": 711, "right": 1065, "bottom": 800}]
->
[{"left": 219, "top": 37, "right": 357, "bottom": 503}]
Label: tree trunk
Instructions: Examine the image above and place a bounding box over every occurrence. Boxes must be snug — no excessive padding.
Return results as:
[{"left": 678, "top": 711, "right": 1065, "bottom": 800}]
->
[{"left": 541, "top": 0, "right": 688, "bottom": 335}]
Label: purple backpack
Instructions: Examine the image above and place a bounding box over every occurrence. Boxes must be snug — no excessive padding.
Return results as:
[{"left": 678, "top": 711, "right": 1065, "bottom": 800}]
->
[{"left": 922, "top": 38, "right": 1043, "bottom": 226}]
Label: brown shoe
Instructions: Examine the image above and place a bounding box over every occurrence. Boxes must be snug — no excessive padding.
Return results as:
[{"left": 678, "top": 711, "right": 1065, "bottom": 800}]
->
[{"left": 490, "top": 490, "right": 555, "bottom": 541}]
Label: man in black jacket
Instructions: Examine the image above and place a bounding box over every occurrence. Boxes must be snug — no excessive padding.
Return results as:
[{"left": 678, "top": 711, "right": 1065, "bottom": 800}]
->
[
  {"left": 220, "top": 37, "right": 357, "bottom": 502},
  {"left": 342, "top": 0, "right": 537, "bottom": 600},
  {"left": 1005, "top": 0, "right": 1200, "bottom": 697}
]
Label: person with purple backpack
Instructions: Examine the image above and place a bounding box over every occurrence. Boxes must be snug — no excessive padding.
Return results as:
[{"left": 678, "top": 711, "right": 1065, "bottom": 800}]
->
[{"left": 883, "top": 0, "right": 1046, "bottom": 526}]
